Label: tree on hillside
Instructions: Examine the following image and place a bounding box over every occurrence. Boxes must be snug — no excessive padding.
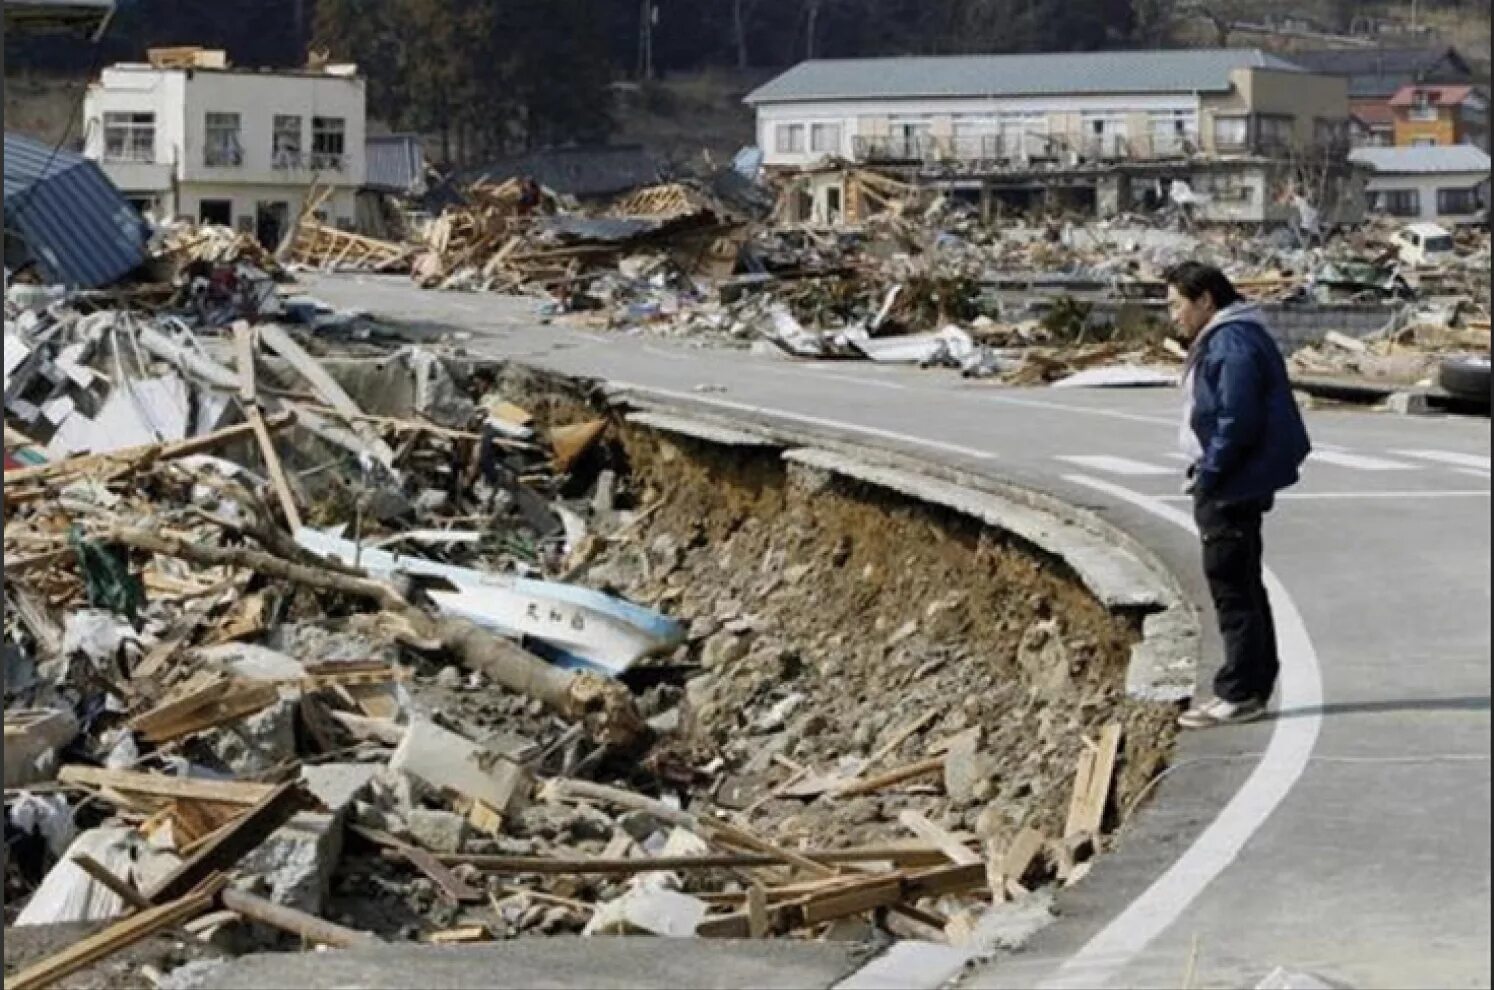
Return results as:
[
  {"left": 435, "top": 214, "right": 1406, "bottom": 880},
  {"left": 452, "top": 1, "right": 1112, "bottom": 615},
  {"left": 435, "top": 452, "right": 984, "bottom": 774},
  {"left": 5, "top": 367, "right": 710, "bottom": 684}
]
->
[{"left": 312, "top": 0, "right": 613, "bottom": 163}]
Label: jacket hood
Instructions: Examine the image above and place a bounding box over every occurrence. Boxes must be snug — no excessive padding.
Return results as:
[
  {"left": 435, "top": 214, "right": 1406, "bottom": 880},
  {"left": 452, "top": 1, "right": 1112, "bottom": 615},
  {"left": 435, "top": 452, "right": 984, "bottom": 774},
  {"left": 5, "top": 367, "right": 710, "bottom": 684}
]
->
[{"left": 1185, "top": 301, "right": 1267, "bottom": 372}]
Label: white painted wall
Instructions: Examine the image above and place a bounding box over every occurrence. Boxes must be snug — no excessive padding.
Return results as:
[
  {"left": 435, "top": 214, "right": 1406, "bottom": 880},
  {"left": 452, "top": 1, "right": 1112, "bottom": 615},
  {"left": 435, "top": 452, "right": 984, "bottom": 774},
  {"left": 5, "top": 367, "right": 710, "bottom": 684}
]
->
[
  {"left": 83, "top": 64, "right": 364, "bottom": 228},
  {"left": 1363, "top": 170, "right": 1490, "bottom": 225},
  {"left": 754, "top": 93, "right": 1198, "bottom": 167}
]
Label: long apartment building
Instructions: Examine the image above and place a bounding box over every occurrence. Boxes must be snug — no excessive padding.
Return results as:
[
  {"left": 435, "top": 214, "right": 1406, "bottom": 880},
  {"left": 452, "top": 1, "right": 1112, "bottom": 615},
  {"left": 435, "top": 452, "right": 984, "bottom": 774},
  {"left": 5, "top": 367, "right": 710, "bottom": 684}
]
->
[
  {"left": 746, "top": 49, "right": 1359, "bottom": 225},
  {"left": 82, "top": 50, "right": 366, "bottom": 248}
]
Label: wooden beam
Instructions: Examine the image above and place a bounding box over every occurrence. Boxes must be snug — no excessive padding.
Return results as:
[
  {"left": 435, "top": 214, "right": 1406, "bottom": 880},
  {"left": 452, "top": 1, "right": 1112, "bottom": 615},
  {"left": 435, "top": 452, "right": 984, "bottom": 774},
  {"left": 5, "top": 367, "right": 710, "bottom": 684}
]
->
[
  {"left": 233, "top": 321, "right": 303, "bottom": 532},
  {"left": 58, "top": 766, "right": 274, "bottom": 805},
  {"left": 70, "top": 852, "right": 151, "bottom": 910},
  {"left": 423, "top": 844, "right": 954, "bottom": 874},
  {"left": 831, "top": 756, "right": 945, "bottom": 799},
  {"left": 146, "top": 782, "right": 310, "bottom": 904},
  {"left": 220, "top": 888, "right": 381, "bottom": 948},
  {"left": 4, "top": 413, "right": 292, "bottom": 490},
  {"left": 5, "top": 880, "right": 222, "bottom": 990},
  {"left": 697, "top": 862, "right": 986, "bottom": 938},
  {"left": 896, "top": 810, "right": 981, "bottom": 866}
]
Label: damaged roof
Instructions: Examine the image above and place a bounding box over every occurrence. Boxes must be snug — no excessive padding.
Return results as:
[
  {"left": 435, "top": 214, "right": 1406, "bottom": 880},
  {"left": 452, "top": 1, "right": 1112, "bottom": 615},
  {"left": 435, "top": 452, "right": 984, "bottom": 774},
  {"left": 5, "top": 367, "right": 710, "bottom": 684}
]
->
[
  {"left": 449, "top": 145, "right": 663, "bottom": 202},
  {"left": 4, "top": 131, "right": 149, "bottom": 289},
  {"left": 745, "top": 48, "right": 1304, "bottom": 104}
]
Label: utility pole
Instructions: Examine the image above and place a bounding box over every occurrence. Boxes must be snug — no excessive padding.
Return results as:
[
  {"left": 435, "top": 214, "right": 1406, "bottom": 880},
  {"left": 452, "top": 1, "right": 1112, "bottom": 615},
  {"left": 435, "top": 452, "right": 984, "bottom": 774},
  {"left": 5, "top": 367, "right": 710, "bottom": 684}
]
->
[{"left": 637, "top": 0, "right": 657, "bottom": 81}]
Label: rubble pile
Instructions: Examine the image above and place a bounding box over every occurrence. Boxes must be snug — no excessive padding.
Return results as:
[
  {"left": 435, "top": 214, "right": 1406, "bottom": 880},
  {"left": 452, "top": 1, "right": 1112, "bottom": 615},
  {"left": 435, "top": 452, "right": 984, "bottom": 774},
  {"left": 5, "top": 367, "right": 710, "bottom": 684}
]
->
[
  {"left": 4, "top": 282, "right": 1175, "bottom": 986},
  {"left": 399, "top": 167, "right": 1490, "bottom": 389}
]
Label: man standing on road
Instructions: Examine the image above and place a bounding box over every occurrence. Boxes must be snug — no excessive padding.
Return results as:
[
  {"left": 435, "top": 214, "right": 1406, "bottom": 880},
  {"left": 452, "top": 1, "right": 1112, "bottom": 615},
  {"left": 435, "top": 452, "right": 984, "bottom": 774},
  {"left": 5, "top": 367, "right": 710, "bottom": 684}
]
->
[{"left": 1166, "top": 262, "right": 1312, "bottom": 728}]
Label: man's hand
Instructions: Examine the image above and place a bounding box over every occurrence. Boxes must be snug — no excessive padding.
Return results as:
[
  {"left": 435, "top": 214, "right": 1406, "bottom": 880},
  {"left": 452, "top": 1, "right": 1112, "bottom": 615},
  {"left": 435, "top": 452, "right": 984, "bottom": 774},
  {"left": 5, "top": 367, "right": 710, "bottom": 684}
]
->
[{"left": 1182, "top": 462, "right": 1199, "bottom": 496}]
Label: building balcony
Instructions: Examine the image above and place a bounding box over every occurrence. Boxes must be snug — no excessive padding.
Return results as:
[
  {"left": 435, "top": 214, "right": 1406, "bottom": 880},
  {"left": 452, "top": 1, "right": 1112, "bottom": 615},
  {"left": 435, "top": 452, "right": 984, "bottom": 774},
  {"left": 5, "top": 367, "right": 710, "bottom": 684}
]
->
[
  {"left": 96, "top": 158, "right": 173, "bottom": 193},
  {"left": 850, "top": 132, "right": 1200, "bottom": 169}
]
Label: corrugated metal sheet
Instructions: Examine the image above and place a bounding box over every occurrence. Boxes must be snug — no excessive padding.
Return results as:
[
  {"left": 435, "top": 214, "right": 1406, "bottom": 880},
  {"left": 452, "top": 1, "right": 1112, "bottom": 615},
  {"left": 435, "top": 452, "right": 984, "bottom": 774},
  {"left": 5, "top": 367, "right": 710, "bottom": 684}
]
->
[
  {"left": 1349, "top": 144, "right": 1492, "bottom": 174},
  {"left": 365, "top": 134, "right": 427, "bottom": 195},
  {"left": 744, "top": 48, "right": 1304, "bottom": 105},
  {"left": 4, "top": 131, "right": 149, "bottom": 289}
]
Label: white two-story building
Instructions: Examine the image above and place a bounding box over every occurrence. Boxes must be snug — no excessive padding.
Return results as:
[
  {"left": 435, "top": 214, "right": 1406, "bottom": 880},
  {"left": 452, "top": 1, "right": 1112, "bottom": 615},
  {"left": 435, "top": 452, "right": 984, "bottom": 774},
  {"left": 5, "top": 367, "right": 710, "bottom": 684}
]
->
[
  {"left": 746, "top": 48, "right": 1358, "bottom": 225},
  {"left": 82, "top": 51, "right": 366, "bottom": 247}
]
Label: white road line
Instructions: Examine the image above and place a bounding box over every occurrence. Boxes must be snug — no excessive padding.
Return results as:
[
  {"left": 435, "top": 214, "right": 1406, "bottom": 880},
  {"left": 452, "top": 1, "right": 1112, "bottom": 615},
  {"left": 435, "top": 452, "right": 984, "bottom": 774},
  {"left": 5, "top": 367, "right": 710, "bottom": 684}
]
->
[
  {"left": 1307, "top": 450, "right": 1416, "bottom": 472},
  {"left": 1055, "top": 455, "right": 1176, "bottom": 477},
  {"left": 970, "top": 392, "right": 1179, "bottom": 428},
  {"left": 801, "top": 369, "right": 909, "bottom": 391},
  {"left": 1391, "top": 449, "right": 1493, "bottom": 471},
  {"left": 640, "top": 344, "right": 689, "bottom": 362},
  {"left": 1156, "top": 490, "right": 1492, "bottom": 502},
  {"left": 1042, "top": 475, "right": 1323, "bottom": 990},
  {"left": 607, "top": 381, "right": 999, "bottom": 462},
  {"left": 1458, "top": 467, "right": 1493, "bottom": 480}
]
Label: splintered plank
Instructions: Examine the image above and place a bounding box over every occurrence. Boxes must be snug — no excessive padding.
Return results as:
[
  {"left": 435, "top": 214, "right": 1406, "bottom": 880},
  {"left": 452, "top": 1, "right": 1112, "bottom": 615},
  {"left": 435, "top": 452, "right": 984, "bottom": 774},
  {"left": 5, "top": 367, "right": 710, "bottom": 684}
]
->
[
  {"left": 146, "top": 782, "right": 310, "bottom": 904},
  {"left": 896, "top": 810, "right": 981, "bottom": 866},
  {"left": 696, "top": 862, "right": 986, "bottom": 938},
  {"left": 234, "top": 321, "right": 303, "bottom": 531},
  {"left": 1064, "top": 723, "right": 1123, "bottom": 840},
  {"left": 58, "top": 766, "right": 274, "bottom": 805},
  {"left": 127, "top": 677, "right": 280, "bottom": 744},
  {"left": 5, "top": 880, "right": 222, "bottom": 990}
]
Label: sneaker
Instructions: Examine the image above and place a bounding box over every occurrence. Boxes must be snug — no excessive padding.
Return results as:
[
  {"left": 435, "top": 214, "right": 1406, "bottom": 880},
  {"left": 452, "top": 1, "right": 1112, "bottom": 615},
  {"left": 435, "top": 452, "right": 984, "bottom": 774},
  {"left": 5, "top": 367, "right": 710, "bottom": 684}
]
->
[{"left": 1177, "top": 696, "right": 1266, "bottom": 729}]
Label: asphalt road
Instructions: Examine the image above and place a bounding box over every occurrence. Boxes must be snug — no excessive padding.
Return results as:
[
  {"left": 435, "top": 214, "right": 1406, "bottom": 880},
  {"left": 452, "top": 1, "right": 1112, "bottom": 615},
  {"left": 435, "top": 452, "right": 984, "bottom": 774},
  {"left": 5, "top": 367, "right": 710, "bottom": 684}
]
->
[{"left": 306, "top": 274, "right": 1492, "bottom": 990}]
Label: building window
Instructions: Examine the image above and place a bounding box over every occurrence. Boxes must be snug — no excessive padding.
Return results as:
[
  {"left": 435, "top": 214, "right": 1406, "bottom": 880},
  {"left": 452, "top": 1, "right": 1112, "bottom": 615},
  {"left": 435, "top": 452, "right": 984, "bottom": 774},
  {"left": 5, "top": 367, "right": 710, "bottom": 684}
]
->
[
  {"left": 204, "top": 112, "right": 243, "bottom": 167},
  {"left": 198, "top": 199, "right": 233, "bottom": 225},
  {"left": 775, "top": 123, "right": 806, "bottom": 154},
  {"left": 1314, "top": 117, "right": 1348, "bottom": 148},
  {"left": 1373, "top": 189, "right": 1421, "bottom": 217},
  {"left": 1408, "top": 93, "right": 1438, "bottom": 122},
  {"left": 103, "top": 112, "right": 155, "bottom": 162},
  {"left": 311, "top": 116, "right": 346, "bottom": 170},
  {"left": 1149, "top": 111, "right": 1196, "bottom": 154},
  {"left": 1256, "top": 115, "right": 1294, "bottom": 150},
  {"left": 1213, "top": 116, "right": 1248, "bottom": 149},
  {"left": 273, "top": 115, "right": 303, "bottom": 169},
  {"left": 1437, "top": 187, "right": 1481, "bottom": 215},
  {"left": 810, "top": 122, "right": 842, "bottom": 155},
  {"left": 1412, "top": 137, "right": 1438, "bottom": 147}
]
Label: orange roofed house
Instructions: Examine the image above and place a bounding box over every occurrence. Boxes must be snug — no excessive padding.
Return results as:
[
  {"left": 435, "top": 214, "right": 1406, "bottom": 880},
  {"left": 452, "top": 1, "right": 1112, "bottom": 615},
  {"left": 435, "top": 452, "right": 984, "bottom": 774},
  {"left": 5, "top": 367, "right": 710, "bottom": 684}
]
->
[{"left": 1389, "top": 85, "right": 1488, "bottom": 149}]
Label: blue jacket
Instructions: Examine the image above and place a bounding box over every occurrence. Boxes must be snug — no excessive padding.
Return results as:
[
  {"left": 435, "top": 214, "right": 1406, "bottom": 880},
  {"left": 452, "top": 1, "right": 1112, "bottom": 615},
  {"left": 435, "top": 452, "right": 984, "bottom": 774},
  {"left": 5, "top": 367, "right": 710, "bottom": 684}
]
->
[{"left": 1187, "top": 311, "right": 1311, "bottom": 503}]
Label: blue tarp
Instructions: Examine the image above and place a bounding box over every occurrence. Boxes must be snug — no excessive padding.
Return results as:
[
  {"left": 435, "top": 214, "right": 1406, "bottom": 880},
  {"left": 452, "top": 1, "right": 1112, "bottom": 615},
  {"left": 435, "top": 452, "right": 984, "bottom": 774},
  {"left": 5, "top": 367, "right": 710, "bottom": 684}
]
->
[{"left": 4, "top": 132, "right": 149, "bottom": 289}]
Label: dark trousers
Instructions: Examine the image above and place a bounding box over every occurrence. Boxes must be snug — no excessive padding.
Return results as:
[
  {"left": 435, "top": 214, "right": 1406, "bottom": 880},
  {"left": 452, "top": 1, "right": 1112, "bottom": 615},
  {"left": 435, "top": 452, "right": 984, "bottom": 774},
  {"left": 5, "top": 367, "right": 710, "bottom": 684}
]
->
[{"left": 1194, "top": 494, "right": 1279, "bottom": 704}]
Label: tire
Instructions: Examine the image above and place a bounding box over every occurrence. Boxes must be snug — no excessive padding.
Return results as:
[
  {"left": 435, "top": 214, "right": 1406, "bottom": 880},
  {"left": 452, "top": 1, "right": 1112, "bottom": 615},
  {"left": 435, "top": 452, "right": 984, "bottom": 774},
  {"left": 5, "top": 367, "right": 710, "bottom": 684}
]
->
[{"left": 1439, "top": 355, "right": 1492, "bottom": 403}]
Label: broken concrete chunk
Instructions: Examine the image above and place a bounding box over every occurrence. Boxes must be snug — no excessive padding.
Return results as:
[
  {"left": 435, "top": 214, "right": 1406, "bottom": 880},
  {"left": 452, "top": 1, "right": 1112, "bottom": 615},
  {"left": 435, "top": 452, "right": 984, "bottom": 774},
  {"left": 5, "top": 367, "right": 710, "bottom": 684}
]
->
[
  {"left": 616, "top": 810, "right": 670, "bottom": 844},
  {"left": 235, "top": 810, "right": 343, "bottom": 915},
  {"left": 944, "top": 731, "right": 993, "bottom": 805},
  {"left": 4, "top": 708, "right": 80, "bottom": 788},
  {"left": 956, "top": 889, "right": 1056, "bottom": 952},
  {"left": 700, "top": 630, "right": 751, "bottom": 671},
  {"left": 207, "top": 695, "right": 299, "bottom": 777},
  {"left": 300, "top": 763, "right": 379, "bottom": 815},
  {"left": 389, "top": 718, "right": 533, "bottom": 816},
  {"left": 406, "top": 808, "right": 469, "bottom": 853}
]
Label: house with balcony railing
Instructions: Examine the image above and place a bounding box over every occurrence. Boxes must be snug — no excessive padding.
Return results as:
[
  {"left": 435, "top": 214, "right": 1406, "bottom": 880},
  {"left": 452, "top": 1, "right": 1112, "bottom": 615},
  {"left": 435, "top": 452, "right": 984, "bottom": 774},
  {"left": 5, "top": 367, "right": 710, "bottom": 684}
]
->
[
  {"left": 746, "top": 49, "right": 1360, "bottom": 225},
  {"left": 83, "top": 47, "right": 366, "bottom": 247}
]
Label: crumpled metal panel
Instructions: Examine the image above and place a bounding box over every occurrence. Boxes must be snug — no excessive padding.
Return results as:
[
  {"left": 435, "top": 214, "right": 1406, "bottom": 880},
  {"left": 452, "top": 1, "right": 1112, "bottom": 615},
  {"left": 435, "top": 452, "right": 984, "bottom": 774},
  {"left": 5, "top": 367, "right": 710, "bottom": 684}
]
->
[{"left": 5, "top": 132, "right": 149, "bottom": 289}]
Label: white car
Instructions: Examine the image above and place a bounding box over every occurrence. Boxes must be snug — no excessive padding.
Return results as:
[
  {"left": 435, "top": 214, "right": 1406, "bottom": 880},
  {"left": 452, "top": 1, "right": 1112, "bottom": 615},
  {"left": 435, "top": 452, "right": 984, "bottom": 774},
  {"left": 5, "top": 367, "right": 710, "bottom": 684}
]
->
[{"left": 1392, "top": 222, "right": 1456, "bottom": 266}]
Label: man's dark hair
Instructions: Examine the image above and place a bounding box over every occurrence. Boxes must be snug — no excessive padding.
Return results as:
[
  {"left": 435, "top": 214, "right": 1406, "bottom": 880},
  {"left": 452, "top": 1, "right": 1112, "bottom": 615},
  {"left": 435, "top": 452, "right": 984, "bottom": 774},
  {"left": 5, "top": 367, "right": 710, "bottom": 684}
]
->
[{"left": 1163, "top": 261, "right": 1243, "bottom": 309}]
